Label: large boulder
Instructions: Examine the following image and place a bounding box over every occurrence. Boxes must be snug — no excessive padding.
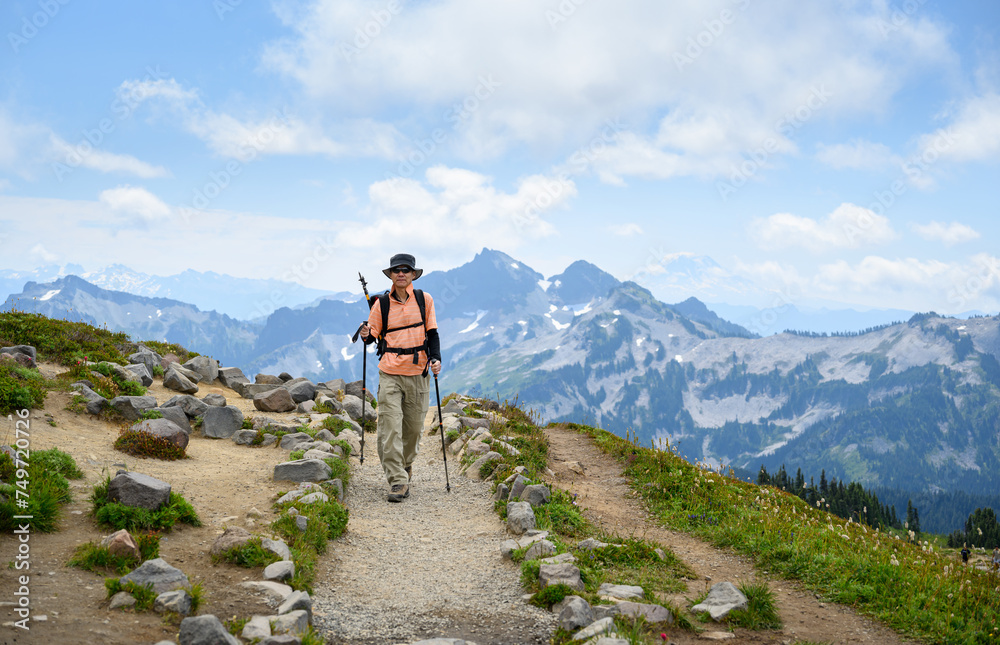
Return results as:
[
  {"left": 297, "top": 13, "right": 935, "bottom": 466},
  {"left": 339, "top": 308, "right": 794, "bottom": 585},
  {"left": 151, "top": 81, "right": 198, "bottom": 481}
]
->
[
  {"left": 122, "top": 363, "right": 153, "bottom": 387},
  {"left": 201, "top": 405, "right": 243, "bottom": 439},
  {"left": 539, "top": 563, "right": 585, "bottom": 592},
  {"left": 506, "top": 501, "right": 536, "bottom": 535},
  {"left": 255, "top": 388, "right": 296, "bottom": 413},
  {"left": 169, "top": 363, "right": 204, "bottom": 384},
  {"left": 217, "top": 366, "right": 250, "bottom": 390},
  {"left": 239, "top": 383, "right": 281, "bottom": 399},
  {"left": 323, "top": 378, "right": 346, "bottom": 393},
  {"left": 691, "top": 582, "right": 748, "bottom": 621},
  {"left": 284, "top": 380, "right": 316, "bottom": 404},
  {"left": 468, "top": 451, "right": 502, "bottom": 480},
  {"left": 119, "top": 558, "right": 189, "bottom": 594},
  {"left": 520, "top": 484, "right": 551, "bottom": 507},
  {"left": 556, "top": 595, "right": 593, "bottom": 631},
  {"left": 273, "top": 459, "right": 333, "bottom": 483},
  {"left": 202, "top": 393, "right": 227, "bottom": 406},
  {"left": 154, "top": 406, "right": 191, "bottom": 433},
  {"left": 344, "top": 379, "right": 373, "bottom": 401},
  {"left": 182, "top": 356, "right": 219, "bottom": 383},
  {"left": 73, "top": 384, "right": 109, "bottom": 415},
  {"left": 615, "top": 600, "right": 674, "bottom": 624},
  {"left": 179, "top": 614, "right": 240, "bottom": 645},
  {"left": 155, "top": 589, "right": 193, "bottom": 616},
  {"left": 163, "top": 367, "right": 198, "bottom": 394},
  {"left": 128, "top": 350, "right": 160, "bottom": 376},
  {"left": 128, "top": 418, "right": 190, "bottom": 450},
  {"left": 1, "top": 345, "right": 37, "bottom": 366},
  {"left": 341, "top": 394, "right": 376, "bottom": 423},
  {"left": 162, "top": 395, "right": 210, "bottom": 419},
  {"left": 107, "top": 471, "right": 171, "bottom": 510},
  {"left": 255, "top": 373, "right": 283, "bottom": 385},
  {"left": 102, "top": 529, "right": 140, "bottom": 560},
  {"left": 110, "top": 395, "right": 158, "bottom": 421},
  {"left": 210, "top": 527, "right": 253, "bottom": 557}
]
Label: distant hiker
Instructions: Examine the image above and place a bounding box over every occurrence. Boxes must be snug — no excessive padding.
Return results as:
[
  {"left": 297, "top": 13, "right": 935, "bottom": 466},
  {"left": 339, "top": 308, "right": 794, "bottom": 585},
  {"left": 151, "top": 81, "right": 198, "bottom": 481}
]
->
[
  {"left": 359, "top": 253, "right": 442, "bottom": 503},
  {"left": 961, "top": 544, "right": 970, "bottom": 565},
  {"left": 993, "top": 546, "right": 999, "bottom": 571}
]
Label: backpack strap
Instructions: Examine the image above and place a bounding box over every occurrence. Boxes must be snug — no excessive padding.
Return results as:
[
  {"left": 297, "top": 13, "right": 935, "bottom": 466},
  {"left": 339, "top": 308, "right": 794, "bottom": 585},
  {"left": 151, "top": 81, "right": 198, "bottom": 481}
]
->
[{"left": 376, "top": 290, "right": 430, "bottom": 375}]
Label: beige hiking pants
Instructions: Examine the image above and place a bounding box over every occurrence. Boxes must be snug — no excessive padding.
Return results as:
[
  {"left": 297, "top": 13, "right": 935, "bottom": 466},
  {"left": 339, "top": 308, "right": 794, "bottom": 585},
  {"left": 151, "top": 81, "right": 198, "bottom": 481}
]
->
[{"left": 376, "top": 370, "right": 430, "bottom": 486}]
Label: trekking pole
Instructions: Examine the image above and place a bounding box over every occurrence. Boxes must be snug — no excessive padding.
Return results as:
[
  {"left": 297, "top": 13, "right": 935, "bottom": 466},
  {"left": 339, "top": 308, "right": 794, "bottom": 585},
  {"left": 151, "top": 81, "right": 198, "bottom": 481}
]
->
[
  {"left": 433, "top": 370, "right": 451, "bottom": 492},
  {"left": 351, "top": 272, "right": 374, "bottom": 465}
]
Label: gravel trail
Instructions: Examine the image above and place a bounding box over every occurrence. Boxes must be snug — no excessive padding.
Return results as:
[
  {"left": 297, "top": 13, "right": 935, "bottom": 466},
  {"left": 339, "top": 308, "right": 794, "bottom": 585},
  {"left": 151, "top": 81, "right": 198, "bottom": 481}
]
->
[{"left": 312, "top": 413, "right": 557, "bottom": 645}]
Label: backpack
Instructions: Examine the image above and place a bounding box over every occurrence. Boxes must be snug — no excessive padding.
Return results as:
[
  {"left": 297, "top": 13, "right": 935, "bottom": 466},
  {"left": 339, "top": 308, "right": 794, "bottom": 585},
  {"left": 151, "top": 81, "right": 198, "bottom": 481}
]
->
[{"left": 372, "top": 289, "right": 429, "bottom": 374}]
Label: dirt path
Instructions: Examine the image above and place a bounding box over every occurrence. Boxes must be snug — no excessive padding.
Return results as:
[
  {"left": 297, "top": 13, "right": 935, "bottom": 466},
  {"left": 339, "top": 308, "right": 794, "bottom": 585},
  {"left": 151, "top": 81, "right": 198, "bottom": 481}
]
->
[
  {"left": 311, "top": 409, "right": 556, "bottom": 644},
  {"left": 543, "top": 425, "right": 918, "bottom": 645}
]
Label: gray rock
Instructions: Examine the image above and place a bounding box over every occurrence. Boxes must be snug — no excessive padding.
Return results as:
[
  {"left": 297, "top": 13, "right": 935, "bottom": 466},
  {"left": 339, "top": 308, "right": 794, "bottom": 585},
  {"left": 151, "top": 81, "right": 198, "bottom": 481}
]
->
[
  {"left": 492, "top": 483, "right": 510, "bottom": 502},
  {"left": 598, "top": 583, "right": 644, "bottom": 600},
  {"left": 592, "top": 604, "right": 620, "bottom": 621},
  {"left": 344, "top": 379, "right": 374, "bottom": 401},
  {"left": 442, "top": 399, "right": 464, "bottom": 415},
  {"left": 119, "top": 558, "right": 189, "bottom": 595},
  {"left": 154, "top": 406, "right": 191, "bottom": 432},
  {"left": 109, "top": 591, "right": 136, "bottom": 610},
  {"left": 129, "top": 418, "right": 190, "bottom": 451},
  {"left": 122, "top": 363, "right": 154, "bottom": 387},
  {"left": 217, "top": 366, "right": 249, "bottom": 389},
  {"left": 509, "top": 474, "right": 530, "bottom": 500},
  {"left": 524, "top": 539, "right": 556, "bottom": 561},
  {"left": 295, "top": 515, "right": 309, "bottom": 531},
  {"left": 263, "top": 560, "right": 295, "bottom": 582},
  {"left": 340, "top": 394, "right": 365, "bottom": 421},
  {"left": 279, "top": 432, "right": 313, "bottom": 450},
  {"left": 557, "top": 595, "right": 593, "bottom": 631},
  {"left": 107, "top": 471, "right": 171, "bottom": 510},
  {"left": 506, "top": 501, "right": 536, "bottom": 535},
  {"left": 278, "top": 590, "right": 312, "bottom": 620},
  {"left": 163, "top": 367, "right": 199, "bottom": 394},
  {"left": 324, "top": 478, "right": 344, "bottom": 502},
  {"left": 323, "top": 378, "right": 346, "bottom": 393},
  {"left": 72, "top": 384, "right": 109, "bottom": 415},
  {"left": 577, "top": 538, "right": 609, "bottom": 551},
  {"left": 1, "top": 345, "right": 36, "bottom": 362},
  {"left": 521, "top": 484, "right": 551, "bottom": 506},
  {"left": 202, "top": 393, "right": 227, "bottom": 406},
  {"left": 239, "top": 383, "right": 284, "bottom": 398},
  {"left": 573, "top": 617, "right": 616, "bottom": 641},
  {"left": 540, "top": 552, "right": 577, "bottom": 565},
  {"left": 260, "top": 433, "right": 278, "bottom": 447},
  {"left": 274, "top": 459, "right": 333, "bottom": 483},
  {"left": 314, "top": 429, "right": 336, "bottom": 442},
  {"left": 616, "top": 600, "right": 674, "bottom": 624},
  {"left": 262, "top": 537, "right": 292, "bottom": 561},
  {"left": 110, "top": 395, "right": 158, "bottom": 421},
  {"left": 460, "top": 416, "right": 490, "bottom": 430},
  {"left": 128, "top": 350, "right": 160, "bottom": 376},
  {"left": 241, "top": 615, "right": 272, "bottom": 641},
  {"left": 465, "top": 439, "right": 490, "bottom": 456},
  {"left": 232, "top": 429, "right": 259, "bottom": 445},
  {"left": 179, "top": 614, "right": 240, "bottom": 645},
  {"left": 260, "top": 636, "right": 301, "bottom": 645},
  {"left": 210, "top": 527, "right": 253, "bottom": 557},
  {"left": 298, "top": 491, "right": 329, "bottom": 504},
  {"left": 256, "top": 373, "right": 283, "bottom": 385},
  {"left": 691, "top": 581, "right": 748, "bottom": 621},
  {"left": 162, "top": 394, "right": 211, "bottom": 419},
  {"left": 271, "top": 609, "right": 309, "bottom": 635},
  {"left": 297, "top": 399, "right": 316, "bottom": 414},
  {"left": 201, "top": 405, "right": 243, "bottom": 439},
  {"left": 468, "top": 451, "right": 502, "bottom": 480},
  {"left": 539, "top": 563, "right": 585, "bottom": 592},
  {"left": 182, "top": 355, "right": 218, "bottom": 383},
  {"left": 500, "top": 539, "right": 519, "bottom": 559},
  {"left": 240, "top": 581, "right": 293, "bottom": 602},
  {"left": 255, "top": 388, "right": 296, "bottom": 413},
  {"left": 155, "top": 589, "right": 193, "bottom": 615},
  {"left": 285, "top": 380, "right": 316, "bottom": 404}
]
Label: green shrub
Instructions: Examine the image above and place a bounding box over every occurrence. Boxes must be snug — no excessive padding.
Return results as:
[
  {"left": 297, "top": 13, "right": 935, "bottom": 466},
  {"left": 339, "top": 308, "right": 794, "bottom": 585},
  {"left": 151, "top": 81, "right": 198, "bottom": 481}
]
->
[
  {"left": 289, "top": 449, "right": 305, "bottom": 460},
  {"left": 67, "top": 531, "right": 161, "bottom": 575},
  {"left": 152, "top": 364, "right": 164, "bottom": 377},
  {"left": 0, "top": 361, "right": 46, "bottom": 414},
  {"left": 114, "top": 429, "right": 186, "bottom": 460},
  {"left": 91, "top": 476, "right": 201, "bottom": 532},
  {"left": 323, "top": 456, "right": 351, "bottom": 489},
  {"left": 138, "top": 409, "right": 163, "bottom": 421},
  {"left": 530, "top": 583, "right": 573, "bottom": 608},
  {"left": 212, "top": 536, "right": 281, "bottom": 568},
  {"left": 331, "top": 439, "right": 352, "bottom": 457},
  {"left": 320, "top": 416, "right": 352, "bottom": 435},
  {"left": 225, "top": 616, "right": 250, "bottom": 636},
  {"left": 727, "top": 581, "right": 781, "bottom": 630},
  {"left": 0, "top": 448, "right": 78, "bottom": 532},
  {"left": 105, "top": 578, "right": 158, "bottom": 611}
]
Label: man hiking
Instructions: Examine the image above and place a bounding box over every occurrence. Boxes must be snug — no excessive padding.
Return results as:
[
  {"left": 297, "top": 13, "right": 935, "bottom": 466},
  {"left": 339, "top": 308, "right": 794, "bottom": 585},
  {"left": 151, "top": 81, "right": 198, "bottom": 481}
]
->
[{"left": 359, "top": 253, "right": 442, "bottom": 502}]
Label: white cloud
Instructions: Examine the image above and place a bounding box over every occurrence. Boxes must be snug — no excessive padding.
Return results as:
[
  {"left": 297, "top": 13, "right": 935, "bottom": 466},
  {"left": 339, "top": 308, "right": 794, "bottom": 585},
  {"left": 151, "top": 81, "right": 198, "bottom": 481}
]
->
[
  {"left": 262, "top": 0, "right": 955, "bottom": 177},
  {"left": 610, "top": 223, "right": 643, "bottom": 236},
  {"left": 815, "top": 139, "right": 899, "bottom": 170},
  {"left": 912, "top": 221, "right": 981, "bottom": 246},
  {"left": 30, "top": 244, "right": 58, "bottom": 263},
  {"left": 49, "top": 135, "right": 169, "bottom": 178},
  {"left": 99, "top": 186, "right": 172, "bottom": 223},
  {"left": 751, "top": 203, "right": 897, "bottom": 251},
  {"left": 917, "top": 93, "right": 1000, "bottom": 164}
]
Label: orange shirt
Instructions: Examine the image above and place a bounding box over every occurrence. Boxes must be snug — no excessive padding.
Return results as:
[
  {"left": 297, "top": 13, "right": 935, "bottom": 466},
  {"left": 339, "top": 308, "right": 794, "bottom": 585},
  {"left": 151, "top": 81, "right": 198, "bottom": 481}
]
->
[{"left": 367, "top": 284, "right": 438, "bottom": 376}]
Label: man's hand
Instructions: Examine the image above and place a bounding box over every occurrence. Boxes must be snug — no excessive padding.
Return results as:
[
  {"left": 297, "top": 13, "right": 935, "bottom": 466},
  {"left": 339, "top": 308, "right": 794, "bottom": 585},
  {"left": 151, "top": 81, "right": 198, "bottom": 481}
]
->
[
  {"left": 430, "top": 359, "right": 441, "bottom": 376},
  {"left": 359, "top": 322, "right": 370, "bottom": 340}
]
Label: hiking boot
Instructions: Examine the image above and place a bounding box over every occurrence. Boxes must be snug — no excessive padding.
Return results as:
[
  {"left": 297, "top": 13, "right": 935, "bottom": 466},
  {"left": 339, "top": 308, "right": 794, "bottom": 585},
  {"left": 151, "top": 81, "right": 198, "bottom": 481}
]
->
[
  {"left": 387, "top": 484, "right": 409, "bottom": 503},
  {"left": 405, "top": 465, "right": 412, "bottom": 481}
]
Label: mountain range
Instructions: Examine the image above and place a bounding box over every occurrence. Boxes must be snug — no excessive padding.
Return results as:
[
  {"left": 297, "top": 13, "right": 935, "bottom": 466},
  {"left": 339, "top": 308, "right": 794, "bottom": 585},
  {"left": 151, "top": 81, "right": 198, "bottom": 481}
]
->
[{"left": 5, "top": 248, "right": 1000, "bottom": 506}]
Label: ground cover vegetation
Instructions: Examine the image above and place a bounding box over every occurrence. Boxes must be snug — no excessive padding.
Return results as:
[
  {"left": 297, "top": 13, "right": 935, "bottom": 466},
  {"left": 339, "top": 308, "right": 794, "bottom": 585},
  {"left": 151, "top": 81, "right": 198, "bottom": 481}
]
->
[
  {"left": 565, "top": 423, "right": 1000, "bottom": 645},
  {"left": 89, "top": 474, "right": 201, "bottom": 532},
  {"left": 67, "top": 532, "right": 161, "bottom": 575},
  {"left": 269, "top": 481, "right": 349, "bottom": 593},
  {"left": 0, "top": 447, "right": 83, "bottom": 532}
]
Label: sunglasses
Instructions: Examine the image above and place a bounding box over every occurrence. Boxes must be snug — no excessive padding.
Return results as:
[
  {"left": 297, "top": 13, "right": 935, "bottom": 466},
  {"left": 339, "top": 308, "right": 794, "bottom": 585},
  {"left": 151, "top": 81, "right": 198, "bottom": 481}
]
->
[{"left": 392, "top": 267, "right": 412, "bottom": 274}]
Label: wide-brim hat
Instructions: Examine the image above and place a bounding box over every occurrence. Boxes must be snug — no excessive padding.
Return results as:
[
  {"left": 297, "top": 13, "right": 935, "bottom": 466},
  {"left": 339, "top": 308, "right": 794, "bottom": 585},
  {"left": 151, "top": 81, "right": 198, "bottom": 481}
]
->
[{"left": 382, "top": 253, "right": 423, "bottom": 279}]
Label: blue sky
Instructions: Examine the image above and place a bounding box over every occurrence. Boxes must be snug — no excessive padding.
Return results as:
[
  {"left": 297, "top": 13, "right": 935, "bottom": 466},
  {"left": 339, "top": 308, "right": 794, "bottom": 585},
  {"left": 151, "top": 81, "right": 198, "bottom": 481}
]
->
[{"left": 1, "top": 0, "right": 998, "bottom": 315}]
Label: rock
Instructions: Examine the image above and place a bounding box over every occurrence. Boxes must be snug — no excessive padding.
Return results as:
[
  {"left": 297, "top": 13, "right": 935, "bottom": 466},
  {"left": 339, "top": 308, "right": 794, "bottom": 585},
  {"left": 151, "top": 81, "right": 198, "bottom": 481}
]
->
[
  {"left": 274, "top": 459, "right": 333, "bottom": 483},
  {"left": 323, "top": 378, "right": 346, "bottom": 393},
  {"left": 128, "top": 349, "right": 160, "bottom": 375},
  {"left": 577, "top": 538, "right": 609, "bottom": 551},
  {"left": 524, "top": 539, "right": 556, "bottom": 561},
  {"left": 122, "top": 363, "right": 154, "bottom": 386},
  {"left": 521, "top": 484, "right": 551, "bottom": 506},
  {"left": 492, "top": 483, "right": 510, "bottom": 502},
  {"left": 509, "top": 474, "right": 530, "bottom": 500},
  {"left": 276, "top": 489, "right": 307, "bottom": 505},
  {"left": 210, "top": 527, "right": 253, "bottom": 557},
  {"left": 297, "top": 399, "right": 316, "bottom": 414},
  {"left": 468, "top": 451, "right": 502, "bottom": 479},
  {"left": 110, "top": 395, "right": 158, "bottom": 421},
  {"left": 256, "top": 373, "right": 284, "bottom": 385},
  {"left": 465, "top": 439, "right": 490, "bottom": 456},
  {"left": 460, "top": 416, "right": 490, "bottom": 430},
  {"left": 255, "top": 388, "right": 296, "bottom": 413},
  {"left": 278, "top": 372, "right": 294, "bottom": 382},
  {"left": 163, "top": 367, "right": 199, "bottom": 394},
  {"left": 102, "top": 529, "right": 140, "bottom": 560},
  {"left": 232, "top": 429, "right": 259, "bottom": 445},
  {"left": 155, "top": 406, "right": 192, "bottom": 432},
  {"left": 517, "top": 531, "right": 550, "bottom": 549},
  {"left": 324, "top": 479, "right": 344, "bottom": 502},
  {"left": 344, "top": 379, "right": 374, "bottom": 401},
  {"left": 540, "top": 552, "right": 577, "bottom": 565},
  {"left": 298, "top": 491, "right": 329, "bottom": 505},
  {"left": 240, "top": 581, "right": 293, "bottom": 602},
  {"left": 242, "top": 615, "right": 272, "bottom": 640},
  {"left": 119, "top": 558, "right": 189, "bottom": 594},
  {"left": 506, "top": 501, "right": 536, "bottom": 535},
  {"left": 179, "top": 614, "right": 240, "bottom": 645},
  {"left": 263, "top": 560, "right": 295, "bottom": 582},
  {"left": 565, "top": 461, "right": 586, "bottom": 475},
  {"left": 295, "top": 516, "right": 308, "bottom": 531},
  {"left": 201, "top": 405, "right": 243, "bottom": 439},
  {"left": 573, "top": 617, "right": 616, "bottom": 641},
  {"left": 285, "top": 380, "right": 316, "bottom": 404},
  {"left": 598, "top": 583, "right": 644, "bottom": 600},
  {"left": 271, "top": 609, "right": 309, "bottom": 635},
  {"left": 314, "top": 428, "right": 336, "bottom": 442},
  {"left": 500, "top": 539, "right": 519, "bottom": 559},
  {"left": 155, "top": 589, "right": 193, "bottom": 615},
  {"left": 217, "top": 366, "right": 250, "bottom": 389},
  {"left": 107, "top": 471, "right": 171, "bottom": 510},
  {"left": 592, "top": 604, "right": 621, "bottom": 621},
  {"left": 1, "top": 345, "right": 36, "bottom": 363},
  {"left": 162, "top": 394, "right": 211, "bottom": 419},
  {"left": 73, "top": 384, "right": 109, "bottom": 415},
  {"left": 262, "top": 537, "right": 292, "bottom": 561},
  {"left": 260, "top": 636, "right": 301, "bottom": 645},
  {"left": 340, "top": 394, "right": 366, "bottom": 421},
  {"left": 615, "top": 601, "right": 674, "bottom": 624},
  {"left": 183, "top": 356, "right": 219, "bottom": 383},
  {"left": 539, "top": 563, "right": 585, "bottom": 592},
  {"left": 240, "top": 383, "right": 283, "bottom": 399},
  {"left": 442, "top": 399, "right": 464, "bottom": 415},
  {"left": 260, "top": 433, "right": 278, "bottom": 447},
  {"left": 129, "top": 418, "right": 190, "bottom": 451},
  {"left": 278, "top": 590, "right": 312, "bottom": 620},
  {"left": 556, "top": 595, "right": 593, "bottom": 631},
  {"left": 278, "top": 432, "right": 313, "bottom": 450},
  {"left": 691, "top": 582, "right": 748, "bottom": 621},
  {"left": 109, "top": 591, "right": 136, "bottom": 610},
  {"left": 202, "top": 393, "right": 227, "bottom": 406}
]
